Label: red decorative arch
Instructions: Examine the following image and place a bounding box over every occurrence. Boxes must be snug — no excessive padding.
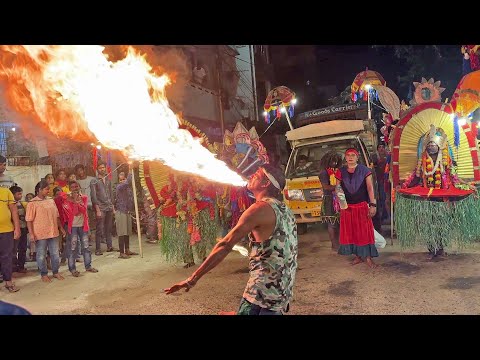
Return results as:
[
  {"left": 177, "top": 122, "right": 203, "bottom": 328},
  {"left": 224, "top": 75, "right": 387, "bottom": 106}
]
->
[{"left": 391, "top": 102, "right": 480, "bottom": 186}]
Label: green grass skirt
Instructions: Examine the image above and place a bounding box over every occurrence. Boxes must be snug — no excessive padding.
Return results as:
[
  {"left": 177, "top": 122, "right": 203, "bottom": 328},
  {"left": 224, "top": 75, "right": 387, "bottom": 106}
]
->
[
  {"left": 159, "top": 208, "right": 219, "bottom": 263},
  {"left": 395, "top": 193, "right": 480, "bottom": 250}
]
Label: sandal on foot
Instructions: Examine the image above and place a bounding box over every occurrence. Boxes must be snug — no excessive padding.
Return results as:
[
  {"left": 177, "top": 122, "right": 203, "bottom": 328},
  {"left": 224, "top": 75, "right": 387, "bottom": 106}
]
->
[
  {"left": 125, "top": 250, "right": 138, "bottom": 256},
  {"left": 5, "top": 284, "right": 20, "bottom": 293},
  {"left": 86, "top": 267, "right": 98, "bottom": 273},
  {"left": 71, "top": 270, "right": 81, "bottom": 277},
  {"left": 118, "top": 253, "right": 130, "bottom": 259}
]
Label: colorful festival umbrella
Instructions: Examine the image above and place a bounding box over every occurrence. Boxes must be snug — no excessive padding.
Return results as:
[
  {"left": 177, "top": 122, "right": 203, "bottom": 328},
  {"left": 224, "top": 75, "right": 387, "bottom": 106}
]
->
[
  {"left": 451, "top": 70, "right": 480, "bottom": 118},
  {"left": 263, "top": 86, "right": 296, "bottom": 124},
  {"left": 351, "top": 68, "right": 386, "bottom": 102}
]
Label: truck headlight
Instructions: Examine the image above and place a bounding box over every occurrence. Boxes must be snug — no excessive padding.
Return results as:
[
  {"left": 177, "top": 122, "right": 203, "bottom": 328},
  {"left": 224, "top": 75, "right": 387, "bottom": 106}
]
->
[{"left": 287, "top": 189, "right": 305, "bottom": 201}]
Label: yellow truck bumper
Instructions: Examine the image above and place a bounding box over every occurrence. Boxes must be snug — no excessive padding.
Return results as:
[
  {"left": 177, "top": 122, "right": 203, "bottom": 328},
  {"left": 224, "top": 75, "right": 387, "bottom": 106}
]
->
[{"left": 286, "top": 200, "right": 323, "bottom": 224}]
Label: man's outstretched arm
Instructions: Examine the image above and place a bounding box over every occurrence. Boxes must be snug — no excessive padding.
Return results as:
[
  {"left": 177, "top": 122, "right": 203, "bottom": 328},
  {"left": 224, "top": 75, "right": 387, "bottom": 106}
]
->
[{"left": 164, "top": 201, "right": 273, "bottom": 295}]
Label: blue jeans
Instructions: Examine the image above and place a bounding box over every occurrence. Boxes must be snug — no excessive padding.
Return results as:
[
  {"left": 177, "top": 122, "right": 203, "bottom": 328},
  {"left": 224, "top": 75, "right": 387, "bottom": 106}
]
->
[
  {"left": 67, "top": 227, "right": 92, "bottom": 272},
  {"left": 60, "top": 224, "right": 83, "bottom": 261},
  {"left": 59, "top": 224, "right": 80, "bottom": 262},
  {"left": 36, "top": 238, "right": 60, "bottom": 276},
  {"left": 237, "top": 298, "right": 283, "bottom": 315}
]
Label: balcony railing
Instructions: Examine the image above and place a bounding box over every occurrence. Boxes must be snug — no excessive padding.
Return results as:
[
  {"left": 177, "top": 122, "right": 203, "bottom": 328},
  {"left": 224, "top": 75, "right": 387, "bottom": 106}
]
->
[{"left": 7, "top": 156, "right": 31, "bottom": 167}]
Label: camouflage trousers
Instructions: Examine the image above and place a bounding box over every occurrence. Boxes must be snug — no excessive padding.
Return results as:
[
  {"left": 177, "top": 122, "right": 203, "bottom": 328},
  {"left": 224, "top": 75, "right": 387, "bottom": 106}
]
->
[{"left": 236, "top": 298, "right": 282, "bottom": 315}]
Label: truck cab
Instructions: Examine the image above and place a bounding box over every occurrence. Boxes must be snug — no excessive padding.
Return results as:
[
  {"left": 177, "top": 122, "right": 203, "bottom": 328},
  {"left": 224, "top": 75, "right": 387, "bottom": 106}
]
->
[{"left": 284, "top": 116, "right": 378, "bottom": 234}]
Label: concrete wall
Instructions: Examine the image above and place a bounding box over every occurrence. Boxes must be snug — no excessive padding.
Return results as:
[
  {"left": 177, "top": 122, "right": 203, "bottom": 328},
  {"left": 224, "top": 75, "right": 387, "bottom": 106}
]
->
[
  {"left": 181, "top": 83, "right": 219, "bottom": 122},
  {"left": 5, "top": 165, "right": 52, "bottom": 196},
  {"left": 223, "top": 45, "right": 257, "bottom": 126}
]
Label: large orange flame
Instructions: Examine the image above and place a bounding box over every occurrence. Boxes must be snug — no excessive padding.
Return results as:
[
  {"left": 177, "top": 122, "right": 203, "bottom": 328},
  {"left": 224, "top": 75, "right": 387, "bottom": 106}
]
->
[{"left": 0, "top": 45, "right": 246, "bottom": 186}]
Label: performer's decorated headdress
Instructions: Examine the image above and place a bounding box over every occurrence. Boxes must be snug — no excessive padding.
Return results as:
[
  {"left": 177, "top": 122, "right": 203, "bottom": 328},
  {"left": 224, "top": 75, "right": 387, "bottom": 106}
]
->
[{"left": 422, "top": 124, "right": 448, "bottom": 152}]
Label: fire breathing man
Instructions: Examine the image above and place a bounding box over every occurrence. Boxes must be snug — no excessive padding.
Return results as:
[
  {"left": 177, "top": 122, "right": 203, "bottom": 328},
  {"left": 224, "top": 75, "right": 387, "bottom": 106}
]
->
[{"left": 164, "top": 165, "right": 298, "bottom": 315}]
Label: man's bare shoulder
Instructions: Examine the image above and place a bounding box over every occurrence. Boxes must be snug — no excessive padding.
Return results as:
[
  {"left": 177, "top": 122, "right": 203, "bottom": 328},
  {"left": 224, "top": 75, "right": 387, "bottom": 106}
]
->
[
  {"left": 242, "top": 200, "right": 276, "bottom": 222},
  {"left": 246, "top": 200, "right": 272, "bottom": 212}
]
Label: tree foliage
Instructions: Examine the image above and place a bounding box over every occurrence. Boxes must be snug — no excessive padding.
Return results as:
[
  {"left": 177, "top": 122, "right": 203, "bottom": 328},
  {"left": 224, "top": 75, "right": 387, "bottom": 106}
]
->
[
  {"left": 329, "top": 85, "right": 352, "bottom": 105},
  {"left": 373, "top": 45, "right": 461, "bottom": 99}
]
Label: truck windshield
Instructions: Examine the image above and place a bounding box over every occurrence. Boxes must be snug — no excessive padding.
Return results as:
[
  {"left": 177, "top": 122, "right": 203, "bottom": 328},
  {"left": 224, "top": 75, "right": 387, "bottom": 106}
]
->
[{"left": 286, "top": 139, "right": 366, "bottom": 179}]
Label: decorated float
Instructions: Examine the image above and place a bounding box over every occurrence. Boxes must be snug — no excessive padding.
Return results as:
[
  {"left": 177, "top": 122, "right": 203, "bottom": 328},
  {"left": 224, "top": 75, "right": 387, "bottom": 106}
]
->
[
  {"left": 385, "top": 73, "right": 480, "bottom": 252},
  {"left": 139, "top": 119, "right": 268, "bottom": 266}
]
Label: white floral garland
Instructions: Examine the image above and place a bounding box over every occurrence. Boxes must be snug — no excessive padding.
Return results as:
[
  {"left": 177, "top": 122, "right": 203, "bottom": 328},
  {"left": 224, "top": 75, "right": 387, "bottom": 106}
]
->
[{"left": 424, "top": 154, "right": 444, "bottom": 176}]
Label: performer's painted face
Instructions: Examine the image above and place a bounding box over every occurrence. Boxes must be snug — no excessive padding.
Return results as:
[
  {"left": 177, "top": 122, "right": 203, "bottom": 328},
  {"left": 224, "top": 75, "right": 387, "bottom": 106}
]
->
[{"left": 426, "top": 142, "right": 439, "bottom": 155}]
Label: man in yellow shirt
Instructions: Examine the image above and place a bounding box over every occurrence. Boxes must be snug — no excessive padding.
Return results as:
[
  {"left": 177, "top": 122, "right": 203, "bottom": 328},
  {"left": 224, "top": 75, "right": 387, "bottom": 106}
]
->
[
  {"left": 10, "top": 186, "right": 29, "bottom": 273},
  {"left": 0, "top": 186, "right": 21, "bottom": 292}
]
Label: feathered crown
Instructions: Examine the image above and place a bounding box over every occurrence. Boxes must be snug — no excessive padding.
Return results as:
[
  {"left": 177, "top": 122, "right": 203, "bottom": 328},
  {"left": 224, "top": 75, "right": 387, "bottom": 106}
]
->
[{"left": 423, "top": 124, "right": 448, "bottom": 152}]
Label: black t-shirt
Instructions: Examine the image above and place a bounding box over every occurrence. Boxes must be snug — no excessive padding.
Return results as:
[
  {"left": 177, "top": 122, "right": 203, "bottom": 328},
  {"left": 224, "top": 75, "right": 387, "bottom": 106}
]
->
[{"left": 319, "top": 169, "right": 333, "bottom": 197}]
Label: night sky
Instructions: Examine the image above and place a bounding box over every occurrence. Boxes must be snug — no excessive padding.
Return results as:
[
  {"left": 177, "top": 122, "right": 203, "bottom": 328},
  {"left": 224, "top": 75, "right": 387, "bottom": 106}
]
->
[
  {"left": 274, "top": 45, "right": 461, "bottom": 114},
  {"left": 256, "top": 45, "right": 463, "bottom": 140},
  {"left": 314, "top": 45, "right": 408, "bottom": 94}
]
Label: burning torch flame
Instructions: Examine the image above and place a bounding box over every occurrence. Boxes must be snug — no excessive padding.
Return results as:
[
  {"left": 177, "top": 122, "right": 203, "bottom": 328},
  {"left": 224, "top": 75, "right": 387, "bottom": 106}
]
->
[{"left": 0, "top": 45, "right": 246, "bottom": 186}]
